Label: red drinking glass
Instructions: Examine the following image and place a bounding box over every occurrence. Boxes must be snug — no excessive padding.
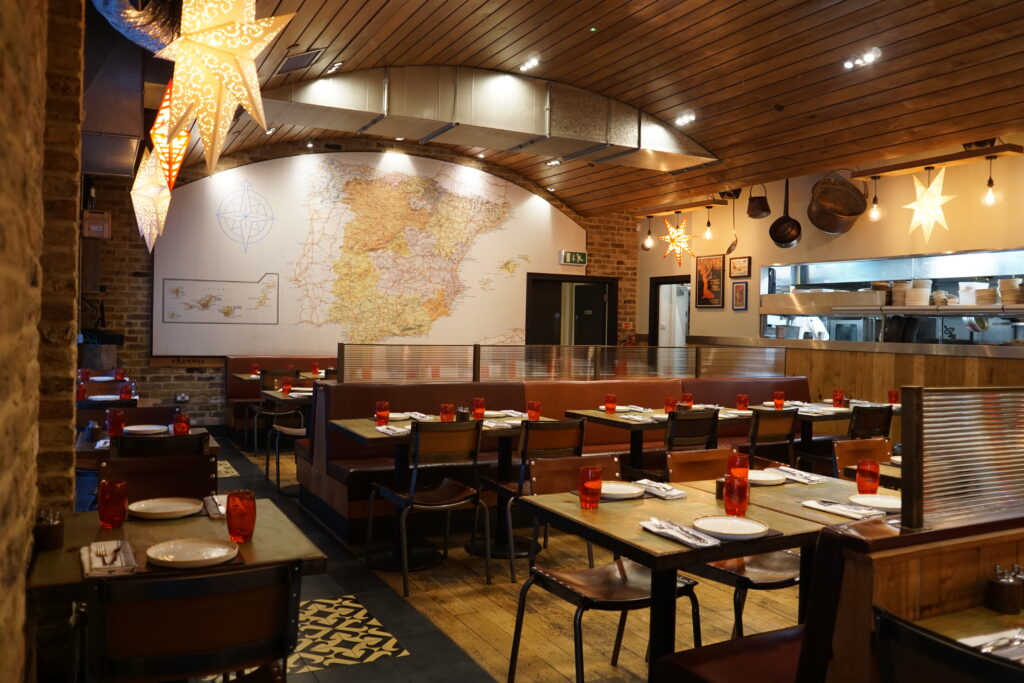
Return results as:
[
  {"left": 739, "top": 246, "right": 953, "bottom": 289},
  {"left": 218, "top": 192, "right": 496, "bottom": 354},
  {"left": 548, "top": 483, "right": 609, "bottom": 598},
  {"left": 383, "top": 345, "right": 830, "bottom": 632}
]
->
[
  {"left": 723, "top": 475, "right": 750, "bottom": 517},
  {"left": 832, "top": 389, "right": 845, "bottom": 408},
  {"left": 310, "top": 361, "right": 320, "bottom": 375},
  {"left": 773, "top": 391, "right": 786, "bottom": 410},
  {"left": 78, "top": 368, "right": 90, "bottom": 382},
  {"left": 603, "top": 393, "right": 617, "bottom": 415},
  {"left": 680, "top": 393, "right": 694, "bottom": 409},
  {"left": 736, "top": 394, "right": 749, "bottom": 410},
  {"left": 856, "top": 459, "right": 880, "bottom": 495},
  {"left": 76, "top": 381, "right": 87, "bottom": 401},
  {"left": 727, "top": 451, "right": 749, "bottom": 478},
  {"left": 105, "top": 409, "right": 125, "bottom": 436},
  {"left": 118, "top": 382, "right": 132, "bottom": 400},
  {"left": 249, "top": 362, "right": 260, "bottom": 376},
  {"left": 663, "top": 397, "right": 676, "bottom": 414},
  {"left": 578, "top": 466, "right": 603, "bottom": 510},
  {"left": 888, "top": 389, "right": 900, "bottom": 404},
  {"left": 97, "top": 480, "right": 127, "bottom": 529},
  {"left": 172, "top": 413, "right": 190, "bottom": 436},
  {"left": 114, "top": 368, "right": 126, "bottom": 381},
  {"left": 472, "top": 397, "right": 486, "bottom": 420},
  {"left": 281, "top": 383, "right": 292, "bottom": 396},
  {"left": 375, "top": 400, "right": 390, "bottom": 426},
  {"left": 527, "top": 400, "right": 541, "bottom": 421},
  {"left": 226, "top": 490, "right": 257, "bottom": 543},
  {"left": 439, "top": 403, "right": 455, "bottom": 422}
]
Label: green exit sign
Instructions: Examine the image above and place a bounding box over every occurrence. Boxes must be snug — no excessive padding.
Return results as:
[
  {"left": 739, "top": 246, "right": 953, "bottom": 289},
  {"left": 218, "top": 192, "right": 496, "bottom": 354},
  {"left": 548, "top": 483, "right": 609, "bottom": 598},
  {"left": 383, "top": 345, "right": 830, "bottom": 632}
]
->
[{"left": 559, "top": 250, "right": 588, "bottom": 266}]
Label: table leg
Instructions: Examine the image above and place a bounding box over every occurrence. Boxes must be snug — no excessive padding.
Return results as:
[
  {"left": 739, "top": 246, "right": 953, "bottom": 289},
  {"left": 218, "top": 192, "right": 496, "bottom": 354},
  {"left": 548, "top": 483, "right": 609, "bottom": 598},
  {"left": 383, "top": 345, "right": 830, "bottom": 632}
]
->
[
  {"left": 629, "top": 430, "right": 645, "bottom": 469},
  {"left": 648, "top": 568, "right": 678, "bottom": 680},
  {"left": 798, "top": 543, "right": 815, "bottom": 623}
]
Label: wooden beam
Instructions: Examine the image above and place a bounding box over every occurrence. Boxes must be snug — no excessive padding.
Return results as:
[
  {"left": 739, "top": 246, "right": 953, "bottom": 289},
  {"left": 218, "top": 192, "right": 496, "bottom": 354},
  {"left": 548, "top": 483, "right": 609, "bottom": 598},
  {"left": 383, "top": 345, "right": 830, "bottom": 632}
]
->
[{"left": 851, "top": 143, "right": 1023, "bottom": 179}]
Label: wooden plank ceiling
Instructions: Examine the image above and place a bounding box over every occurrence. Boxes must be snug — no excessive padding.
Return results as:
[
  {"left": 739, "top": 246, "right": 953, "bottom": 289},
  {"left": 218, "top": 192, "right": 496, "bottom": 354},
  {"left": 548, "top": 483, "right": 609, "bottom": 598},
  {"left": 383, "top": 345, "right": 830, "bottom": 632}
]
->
[{"left": 180, "top": 0, "right": 1024, "bottom": 217}]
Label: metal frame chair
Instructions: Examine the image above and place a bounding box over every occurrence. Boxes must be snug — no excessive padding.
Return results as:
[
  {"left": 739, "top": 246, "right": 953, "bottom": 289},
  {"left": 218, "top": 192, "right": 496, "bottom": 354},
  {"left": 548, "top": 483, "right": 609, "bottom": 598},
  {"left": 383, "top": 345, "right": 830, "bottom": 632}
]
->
[
  {"left": 833, "top": 437, "right": 891, "bottom": 480},
  {"left": 738, "top": 407, "right": 798, "bottom": 465},
  {"left": 665, "top": 409, "right": 719, "bottom": 451},
  {"left": 248, "top": 369, "right": 304, "bottom": 453},
  {"left": 848, "top": 404, "right": 894, "bottom": 438}
]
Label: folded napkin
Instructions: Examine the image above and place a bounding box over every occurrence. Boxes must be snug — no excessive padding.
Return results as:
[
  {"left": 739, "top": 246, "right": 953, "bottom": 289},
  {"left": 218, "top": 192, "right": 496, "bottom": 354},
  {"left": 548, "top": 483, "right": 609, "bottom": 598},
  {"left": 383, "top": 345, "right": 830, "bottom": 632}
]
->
[
  {"left": 635, "top": 479, "right": 687, "bottom": 499},
  {"left": 80, "top": 540, "right": 137, "bottom": 577},
  {"left": 771, "top": 466, "right": 827, "bottom": 485},
  {"left": 94, "top": 438, "right": 111, "bottom": 449},
  {"left": 502, "top": 409, "right": 527, "bottom": 418},
  {"left": 482, "top": 419, "right": 513, "bottom": 429},
  {"left": 375, "top": 425, "right": 411, "bottom": 436},
  {"left": 625, "top": 404, "right": 647, "bottom": 412},
  {"left": 204, "top": 493, "right": 227, "bottom": 519},
  {"left": 801, "top": 499, "right": 885, "bottom": 520},
  {"left": 408, "top": 412, "right": 431, "bottom": 421},
  {"left": 621, "top": 414, "right": 655, "bottom": 423},
  {"left": 640, "top": 518, "right": 720, "bottom": 547}
]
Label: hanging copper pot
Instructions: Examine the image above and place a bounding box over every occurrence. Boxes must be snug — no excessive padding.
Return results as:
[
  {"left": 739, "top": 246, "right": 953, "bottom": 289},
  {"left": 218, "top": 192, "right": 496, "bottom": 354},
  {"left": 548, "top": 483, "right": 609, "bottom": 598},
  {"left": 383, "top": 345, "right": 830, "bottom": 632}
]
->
[
  {"left": 807, "top": 171, "right": 867, "bottom": 234},
  {"left": 747, "top": 184, "right": 771, "bottom": 219}
]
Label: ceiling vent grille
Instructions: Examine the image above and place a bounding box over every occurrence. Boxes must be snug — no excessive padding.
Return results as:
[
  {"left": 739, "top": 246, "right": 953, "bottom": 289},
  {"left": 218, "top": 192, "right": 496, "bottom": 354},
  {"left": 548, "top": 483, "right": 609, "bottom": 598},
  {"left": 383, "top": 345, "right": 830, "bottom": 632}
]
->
[{"left": 276, "top": 49, "right": 323, "bottom": 75}]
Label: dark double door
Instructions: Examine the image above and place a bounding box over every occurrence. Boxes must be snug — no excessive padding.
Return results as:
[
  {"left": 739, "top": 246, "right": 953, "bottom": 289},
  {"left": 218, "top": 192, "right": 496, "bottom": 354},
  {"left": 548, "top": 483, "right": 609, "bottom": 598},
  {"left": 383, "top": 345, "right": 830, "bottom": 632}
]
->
[{"left": 524, "top": 274, "right": 618, "bottom": 346}]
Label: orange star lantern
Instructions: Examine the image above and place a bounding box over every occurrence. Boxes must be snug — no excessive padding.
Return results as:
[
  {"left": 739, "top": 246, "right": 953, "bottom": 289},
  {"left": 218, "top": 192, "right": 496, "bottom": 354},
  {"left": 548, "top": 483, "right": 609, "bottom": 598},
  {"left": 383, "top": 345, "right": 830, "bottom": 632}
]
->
[
  {"left": 150, "top": 79, "right": 190, "bottom": 190},
  {"left": 660, "top": 215, "right": 694, "bottom": 265}
]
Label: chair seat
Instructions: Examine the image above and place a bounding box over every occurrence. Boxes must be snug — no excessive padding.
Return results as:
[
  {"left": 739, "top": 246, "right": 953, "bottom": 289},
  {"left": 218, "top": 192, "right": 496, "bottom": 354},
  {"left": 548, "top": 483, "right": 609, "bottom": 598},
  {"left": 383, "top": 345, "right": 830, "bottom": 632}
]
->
[
  {"left": 485, "top": 477, "right": 533, "bottom": 497},
  {"left": 391, "top": 477, "right": 477, "bottom": 507},
  {"left": 273, "top": 425, "right": 307, "bottom": 437},
  {"left": 654, "top": 624, "right": 804, "bottom": 683},
  {"left": 534, "top": 557, "right": 697, "bottom": 609},
  {"left": 705, "top": 550, "right": 801, "bottom": 587}
]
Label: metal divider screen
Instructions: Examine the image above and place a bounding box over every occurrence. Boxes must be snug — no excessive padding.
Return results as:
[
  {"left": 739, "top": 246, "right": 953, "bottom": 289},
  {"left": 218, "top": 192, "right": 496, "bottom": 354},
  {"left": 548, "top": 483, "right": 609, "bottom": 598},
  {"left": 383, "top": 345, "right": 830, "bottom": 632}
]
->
[
  {"left": 340, "top": 344, "right": 474, "bottom": 383},
  {"left": 479, "top": 345, "right": 593, "bottom": 380},
  {"left": 599, "top": 346, "right": 697, "bottom": 378},
  {"left": 698, "top": 346, "right": 786, "bottom": 377}
]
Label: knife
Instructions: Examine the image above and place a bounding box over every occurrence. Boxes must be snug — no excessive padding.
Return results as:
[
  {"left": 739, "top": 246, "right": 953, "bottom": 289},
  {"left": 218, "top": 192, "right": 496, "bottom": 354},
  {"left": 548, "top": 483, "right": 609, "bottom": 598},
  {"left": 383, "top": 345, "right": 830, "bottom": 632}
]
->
[{"left": 652, "top": 517, "right": 710, "bottom": 545}]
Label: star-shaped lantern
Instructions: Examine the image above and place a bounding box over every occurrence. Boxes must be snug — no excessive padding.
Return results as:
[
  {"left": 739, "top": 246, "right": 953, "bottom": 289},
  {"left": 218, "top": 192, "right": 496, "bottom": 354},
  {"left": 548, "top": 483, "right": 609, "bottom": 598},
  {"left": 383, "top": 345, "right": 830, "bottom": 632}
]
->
[
  {"left": 903, "top": 167, "right": 955, "bottom": 241},
  {"left": 660, "top": 215, "right": 694, "bottom": 265},
  {"left": 150, "top": 79, "right": 190, "bottom": 190},
  {"left": 155, "top": 0, "right": 294, "bottom": 174},
  {"left": 131, "top": 149, "right": 172, "bottom": 252}
]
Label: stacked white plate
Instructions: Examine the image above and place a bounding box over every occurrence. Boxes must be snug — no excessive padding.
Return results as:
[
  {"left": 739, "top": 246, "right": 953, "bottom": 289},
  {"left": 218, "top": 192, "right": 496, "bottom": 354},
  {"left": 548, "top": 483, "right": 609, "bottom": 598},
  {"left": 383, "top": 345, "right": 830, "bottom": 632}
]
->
[
  {"left": 931, "top": 290, "right": 950, "bottom": 305},
  {"left": 891, "top": 281, "right": 912, "bottom": 306},
  {"left": 999, "top": 279, "right": 1021, "bottom": 304},
  {"left": 904, "top": 288, "right": 931, "bottom": 306},
  {"left": 975, "top": 287, "right": 999, "bottom": 305}
]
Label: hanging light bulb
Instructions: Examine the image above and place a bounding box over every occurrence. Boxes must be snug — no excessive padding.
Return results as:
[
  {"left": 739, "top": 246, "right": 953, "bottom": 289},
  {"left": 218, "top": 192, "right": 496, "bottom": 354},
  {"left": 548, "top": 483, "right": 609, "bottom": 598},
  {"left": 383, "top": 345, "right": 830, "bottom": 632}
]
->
[
  {"left": 641, "top": 216, "right": 654, "bottom": 251},
  {"left": 703, "top": 205, "right": 713, "bottom": 240},
  {"left": 868, "top": 175, "right": 882, "bottom": 222},
  {"left": 983, "top": 155, "right": 997, "bottom": 206}
]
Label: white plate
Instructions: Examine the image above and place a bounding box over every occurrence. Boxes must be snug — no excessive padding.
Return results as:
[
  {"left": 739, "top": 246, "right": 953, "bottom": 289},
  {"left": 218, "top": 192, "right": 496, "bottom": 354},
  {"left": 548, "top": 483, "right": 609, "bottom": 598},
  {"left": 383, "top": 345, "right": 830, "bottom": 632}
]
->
[
  {"left": 483, "top": 410, "right": 506, "bottom": 418},
  {"left": 889, "top": 455, "right": 902, "bottom": 466},
  {"left": 386, "top": 412, "right": 411, "bottom": 421},
  {"left": 747, "top": 470, "right": 787, "bottom": 486},
  {"left": 651, "top": 413, "right": 668, "bottom": 421},
  {"left": 122, "top": 424, "right": 168, "bottom": 435},
  {"left": 693, "top": 516, "right": 769, "bottom": 541},
  {"left": 600, "top": 481, "right": 645, "bottom": 500},
  {"left": 146, "top": 537, "right": 239, "bottom": 568},
  {"left": 849, "top": 494, "right": 901, "bottom": 512},
  {"left": 89, "top": 376, "right": 116, "bottom": 382},
  {"left": 129, "top": 497, "right": 204, "bottom": 519},
  {"left": 88, "top": 394, "right": 123, "bottom": 401},
  {"left": 596, "top": 405, "right": 631, "bottom": 412},
  {"left": 727, "top": 409, "right": 753, "bottom": 416},
  {"left": 761, "top": 401, "right": 794, "bottom": 407}
]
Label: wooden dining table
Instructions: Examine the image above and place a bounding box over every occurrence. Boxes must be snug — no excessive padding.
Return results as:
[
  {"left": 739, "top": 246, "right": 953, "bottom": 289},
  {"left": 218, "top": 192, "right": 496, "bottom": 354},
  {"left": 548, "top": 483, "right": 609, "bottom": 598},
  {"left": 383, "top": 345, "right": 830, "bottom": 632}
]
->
[{"left": 516, "top": 478, "right": 872, "bottom": 680}]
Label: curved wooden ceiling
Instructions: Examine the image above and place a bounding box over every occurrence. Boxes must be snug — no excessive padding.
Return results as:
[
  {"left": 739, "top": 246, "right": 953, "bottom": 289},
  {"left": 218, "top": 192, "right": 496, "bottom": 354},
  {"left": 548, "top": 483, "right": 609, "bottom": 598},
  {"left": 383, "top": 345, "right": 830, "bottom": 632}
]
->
[{"left": 181, "top": 0, "right": 1024, "bottom": 217}]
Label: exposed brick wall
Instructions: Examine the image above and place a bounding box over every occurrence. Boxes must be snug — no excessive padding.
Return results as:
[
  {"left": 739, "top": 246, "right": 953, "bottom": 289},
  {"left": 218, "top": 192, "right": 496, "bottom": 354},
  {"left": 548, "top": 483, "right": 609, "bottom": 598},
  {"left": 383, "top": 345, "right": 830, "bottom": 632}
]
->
[
  {"left": 0, "top": 0, "right": 49, "bottom": 677},
  {"left": 581, "top": 213, "right": 639, "bottom": 343},
  {"left": 38, "top": 0, "right": 85, "bottom": 511}
]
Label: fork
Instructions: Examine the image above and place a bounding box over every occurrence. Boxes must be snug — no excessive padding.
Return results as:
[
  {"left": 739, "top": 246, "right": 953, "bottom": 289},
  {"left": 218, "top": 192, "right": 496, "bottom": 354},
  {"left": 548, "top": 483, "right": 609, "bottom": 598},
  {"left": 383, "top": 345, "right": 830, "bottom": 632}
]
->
[
  {"left": 981, "top": 628, "right": 1024, "bottom": 654},
  {"left": 94, "top": 545, "right": 109, "bottom": 567}
]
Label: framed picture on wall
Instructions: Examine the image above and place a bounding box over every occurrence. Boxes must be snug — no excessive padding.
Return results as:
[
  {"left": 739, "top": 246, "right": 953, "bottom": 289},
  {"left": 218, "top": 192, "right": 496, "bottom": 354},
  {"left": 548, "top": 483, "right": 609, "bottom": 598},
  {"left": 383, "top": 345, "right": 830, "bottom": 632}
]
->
[
  {"left": 695, "top": 254, "right": 725, "bottom": 308},
  {"left": 729, "top": 256, "right": 751, "bottom": 278},
  {"left": 732, "top": 281, "right": 748, "bottom": 311}
]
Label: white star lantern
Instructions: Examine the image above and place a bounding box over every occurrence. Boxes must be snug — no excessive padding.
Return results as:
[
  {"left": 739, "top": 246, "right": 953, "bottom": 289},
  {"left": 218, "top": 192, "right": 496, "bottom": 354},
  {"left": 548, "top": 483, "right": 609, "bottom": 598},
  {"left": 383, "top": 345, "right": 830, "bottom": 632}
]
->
[
  {"left": 660, "top": 216, "right": 694, "bottom": 266},
  {"left": 131, "top": 149, "right": 172, "bottom": 252},
  {"left": 903, "top": 167, "right": 955, "bottom": 241},
  {"left": 156, "top": 0, "right": 294, "bottom": 174}
]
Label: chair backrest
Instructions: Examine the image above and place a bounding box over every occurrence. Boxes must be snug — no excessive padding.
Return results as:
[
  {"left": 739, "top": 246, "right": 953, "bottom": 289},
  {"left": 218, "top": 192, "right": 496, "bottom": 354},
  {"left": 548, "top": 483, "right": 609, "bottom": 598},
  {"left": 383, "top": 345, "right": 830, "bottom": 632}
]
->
[
  {"left": 527, "top": 455, "right": 622, "bottom": 496},
  {"left": 259, "top": 368, "right": 300, "bottom": 390},
  {"left": 78, "top": 398, "right": 136, "bottom": 410},
  {"left": 848, "top": 405, "right": 894, "bottom": 439},
  {"left": 665, "top": 448, "right": 735, "bottom": 483},
  {"left": 99, "top": 452, "right": 217, "bottom": 502},
  {"left": 408, "top": 420, "right": 483, "bottom": 495},
  {"left": 88, "top": 561, "right": 301, "bottom": 681},
  {"left": 77, "top": 406, "right": 181, "bottom": 430},
  {"left": 834, "top": 437, "right": 891, "bottom": 480},
  {"left": 749, "top": 407, "right": 798, "bottom": 443},
  {"left": 793, "top": 527, "right": 852, "bottom": 682},
  {"left": 519, "top": 419, "right": 585, "bottom": 460},
  {"left": 110, "top": 433, "right": 209, "bottom": 459},
  {"left": 871, "top": 605, "right": 1023, "bottom": 683},
  {"left": 664, "top": 409, "right": 719, "bottom": 451}
]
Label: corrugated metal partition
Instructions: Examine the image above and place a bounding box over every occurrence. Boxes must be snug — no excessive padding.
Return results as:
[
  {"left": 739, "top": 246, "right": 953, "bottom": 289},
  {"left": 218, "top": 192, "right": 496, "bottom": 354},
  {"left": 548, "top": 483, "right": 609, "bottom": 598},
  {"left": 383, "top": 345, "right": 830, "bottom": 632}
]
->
[
  {"left": 901, "top": 386, "right": 1024, "bottom": 529},
  {"left": 599, "top": 346, "right": 697, "bottom": 379},
  {"left": 698, "top": 346, "right": 786, "bottom": 378},
  {"left": 479, "top": 345, "right": 594, "bottom": 381},
  {"left": 338, "top": 344, "right": 474, "bottom": 383}
]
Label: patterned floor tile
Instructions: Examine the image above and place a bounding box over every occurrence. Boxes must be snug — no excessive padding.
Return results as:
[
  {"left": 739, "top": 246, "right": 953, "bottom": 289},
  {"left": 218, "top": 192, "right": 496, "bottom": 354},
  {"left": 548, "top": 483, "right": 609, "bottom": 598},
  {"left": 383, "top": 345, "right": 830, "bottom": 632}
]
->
[{"left": 288, "top": 595, "right": 409, "bottom": 674}]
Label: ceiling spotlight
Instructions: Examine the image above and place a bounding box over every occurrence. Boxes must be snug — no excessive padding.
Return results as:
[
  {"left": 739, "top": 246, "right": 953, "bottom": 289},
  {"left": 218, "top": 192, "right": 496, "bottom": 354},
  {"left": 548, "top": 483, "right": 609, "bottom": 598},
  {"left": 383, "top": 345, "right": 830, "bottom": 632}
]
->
[
  {"left": 546, "top": 159, "right": 562, "bottom": 166},
  {"left": 395, "top": 137, "right": 405, "bottom": 141},
  {"left": 674, "top": 110, "right": 696, "bottom": 126},
  {"left": 305, "top": 141, "right": 314, "bottom": 149},
  {"left": 476, "top": 152, "right": 485, "bottom": 159},
  {"left": 844, "top": 47, "right": 881, "bottom": 69},
  {"left": 546, "top": 186, "right": 555, "bottom": 192},
  {"left": 325, "top": 61, "right": 344, "bottom": 74},
  {"left": 265, "top": 127, "right": 277, "bottom": 135},
  {"left": 843, "top": 60, "right": 854, "bottom": 70},
  {"left": 519, "top": 57, "right": 540, "bottom": 71},
  {"left": 589, "top": 26, "right": 597, "bottom": 32}
]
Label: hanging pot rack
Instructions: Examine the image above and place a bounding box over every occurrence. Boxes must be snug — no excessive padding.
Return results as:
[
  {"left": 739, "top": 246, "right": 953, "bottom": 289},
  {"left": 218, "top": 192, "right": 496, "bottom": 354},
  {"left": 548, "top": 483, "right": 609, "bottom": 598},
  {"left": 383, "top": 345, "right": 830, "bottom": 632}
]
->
[{"left": 851, "top": 143, "right": 1021, "bottom": 180}]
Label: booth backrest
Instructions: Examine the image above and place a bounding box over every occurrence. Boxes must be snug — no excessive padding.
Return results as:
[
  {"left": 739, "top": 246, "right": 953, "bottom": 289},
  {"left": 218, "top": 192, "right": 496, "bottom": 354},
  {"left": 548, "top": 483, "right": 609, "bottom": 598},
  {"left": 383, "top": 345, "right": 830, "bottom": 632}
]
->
[
  {"left": 524, "top": 379, "right": 685, "bottom": 447},
  {"left": 682, "top": 376, "right": 811, "bottom": 437},
  {"left": 224, "top": 356, "right": 336, "bottom": 401}
]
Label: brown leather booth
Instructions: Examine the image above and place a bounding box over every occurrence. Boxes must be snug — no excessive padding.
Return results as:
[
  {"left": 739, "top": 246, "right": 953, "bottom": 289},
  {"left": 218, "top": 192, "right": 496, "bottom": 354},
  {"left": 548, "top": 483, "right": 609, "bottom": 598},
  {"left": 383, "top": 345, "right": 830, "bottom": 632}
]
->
[{"left": 682, "top": 376, "right": 811, "bottom": 447}]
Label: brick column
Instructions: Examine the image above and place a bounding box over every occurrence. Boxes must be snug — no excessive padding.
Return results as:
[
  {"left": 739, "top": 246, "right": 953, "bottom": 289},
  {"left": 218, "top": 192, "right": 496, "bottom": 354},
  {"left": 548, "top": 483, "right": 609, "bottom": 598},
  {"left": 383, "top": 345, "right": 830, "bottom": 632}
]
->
[{"left": 582, "top": 213, "right": 638, "bottom": 344}]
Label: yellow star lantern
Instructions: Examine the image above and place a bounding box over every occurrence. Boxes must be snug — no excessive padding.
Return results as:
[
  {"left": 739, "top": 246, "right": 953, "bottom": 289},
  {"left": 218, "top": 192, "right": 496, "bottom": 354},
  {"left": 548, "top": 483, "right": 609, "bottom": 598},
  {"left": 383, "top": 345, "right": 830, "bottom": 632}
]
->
[
  {"left": 660, "top": 216, "right": 694, "bottom": 266},
  {"left": 155, "top": 0, "right": 294, "bottom": 174},
  {"left": 903, "top": 167, "right": 955, "bottom": 241},
  {"left": 150, "top": 79, "right": 190, "bottom": 190},
  {"left": 131, "top": 149, "right": 172, "bottom": 252}
]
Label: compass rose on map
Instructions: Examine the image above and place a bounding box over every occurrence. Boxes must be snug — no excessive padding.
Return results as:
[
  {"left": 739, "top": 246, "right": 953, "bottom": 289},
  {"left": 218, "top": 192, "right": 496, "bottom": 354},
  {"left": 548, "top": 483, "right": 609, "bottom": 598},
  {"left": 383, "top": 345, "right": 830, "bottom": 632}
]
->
[{"left": 217, "top": 180, "right": 275, "bottom": 251}]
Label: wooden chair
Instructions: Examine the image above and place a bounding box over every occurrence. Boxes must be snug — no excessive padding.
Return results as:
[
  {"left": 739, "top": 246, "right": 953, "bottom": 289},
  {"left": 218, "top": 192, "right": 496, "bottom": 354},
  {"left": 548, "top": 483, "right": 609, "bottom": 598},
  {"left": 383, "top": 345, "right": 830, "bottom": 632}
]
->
[
  {"left": 872, "top": 606, "right": 1024, "bottom": 683},
  {"left": 77, "top": 406, "right": 180, "bottom": 431},
  {"left": 484, "top": 419, "right": 586, "bottom": 582},
  {"left": 86, "top": 561, "right": 301, "bottom": 682},
  {"left": 99, "top": 454, "right": 216, "bottom": 504},
  {"left": 665, "top": 409, "right": 719, "bottom": 451},
  {"left": 833, "top": 437, "right": 891, "bottom": 480},
  {"left": 666, "top": 449, "right": 801, "bottom": 638},
  {"left": 269, "top": 424, "right": 306, "bottom": 493},
  {"left": 508, "top": 454, "right": 702, "bottom": 683},
  {"left": 365, "top": 420, "right": 491, "bottom": 597},
  {"left": 248, "top": 369, "right": 304, "bottom": 452},
  {"left": 736, "top": 408, "right": 798, "bottom": 465},
  {"left": 848, "top": 405, "right": 894, "bottom": 439},
  {"left": 109, "top": 433, "right": 208, "bottom": 459}
]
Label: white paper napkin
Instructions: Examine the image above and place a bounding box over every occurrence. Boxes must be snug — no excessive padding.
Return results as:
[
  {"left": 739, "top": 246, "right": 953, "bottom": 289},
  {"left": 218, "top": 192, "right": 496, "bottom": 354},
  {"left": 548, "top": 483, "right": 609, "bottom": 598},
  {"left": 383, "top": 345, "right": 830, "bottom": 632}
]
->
[
  {"left": 482, "top": 419, "right": 513, "bottom": 429},
  {"left": 79, "top": 540, "right": 137, "bottom": 577},
  {"left": 621, "top": 414, "right": 655, "bottom": 423},
  {"left": 204, "top": 494, "right": 227, "bottom": 519},
  {"left": 635, "top": 479, "right": 687, "bottom": 499},
  {"left": 408, "top": 412, "right": 431, "bottom": 421},
  {"left": 375, "top": 425, "right": 411, "bottom": 436},
  {"left": 503, "top": 409, "right": 527, "bottom": 418},
  {"left": 94, "top": 438, "right": 110, "bottom": 449},
  {"left": 801, "top": 500, "right": 885, "bottom": 520},
  {"left": 771, "top": 467, "right": 827, "bottom": 485},
  {"left": 625, "top": 404, "right": 646, "bottom": 412},
  {"left": 640, "top": 518, "right": 720, "bottom": 547}
]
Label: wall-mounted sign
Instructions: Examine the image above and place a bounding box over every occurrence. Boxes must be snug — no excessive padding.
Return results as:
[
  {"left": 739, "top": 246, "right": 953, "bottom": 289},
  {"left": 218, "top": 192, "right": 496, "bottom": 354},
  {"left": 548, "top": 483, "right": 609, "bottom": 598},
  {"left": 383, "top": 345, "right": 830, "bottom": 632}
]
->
[{"left": 559, "top": 250, "right": 588, "bottom": 266}]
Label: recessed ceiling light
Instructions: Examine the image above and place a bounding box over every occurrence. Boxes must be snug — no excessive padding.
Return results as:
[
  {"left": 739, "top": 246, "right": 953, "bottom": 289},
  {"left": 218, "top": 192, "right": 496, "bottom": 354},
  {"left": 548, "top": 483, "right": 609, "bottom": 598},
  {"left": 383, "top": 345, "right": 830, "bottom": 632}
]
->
[
  {"left": 518, "top": 57, "right": 540, "bottom": 72},
  {"left": 674, "top": 110, "right": 696, "bottom": 126},
  {"left": 843, "top": 47, "right": 881, "bottom": 69},
  {"left": 395, "top": 137, "right": 404, "bottom": 141},
  {"left": 546, "top": 159, "right": 561, "bottom": 166},
  {"left": 589, "top": 27, "right": 597, "bottom": 32},
  {"left": 476, "top": 152, "right": 485, "bottom": 159},
  {"left": 546, "top": 186, "right": 555, "bottom": 192},
  {"left": 265, "top": 127, "right": 277, "bottom": 135},
  {"left": 325, "top": 61, "right": 344, "bottom": 75},
  {"left": 305, "top": 141, "right": 314, "bottom": 149}
]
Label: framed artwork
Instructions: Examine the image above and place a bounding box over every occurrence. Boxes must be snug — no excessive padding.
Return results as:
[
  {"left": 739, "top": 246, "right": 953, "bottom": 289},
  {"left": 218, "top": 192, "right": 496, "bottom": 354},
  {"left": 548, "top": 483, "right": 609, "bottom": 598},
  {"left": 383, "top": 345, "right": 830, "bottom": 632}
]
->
[
  {"left": 729, "top": 256, "right": 751, "bottom": 278},
  {"left": 695, "top": 254, "right": 725, "bottom": 308},
  {"left": 732, "top": 281, "right": 748, "bottom": 311}
]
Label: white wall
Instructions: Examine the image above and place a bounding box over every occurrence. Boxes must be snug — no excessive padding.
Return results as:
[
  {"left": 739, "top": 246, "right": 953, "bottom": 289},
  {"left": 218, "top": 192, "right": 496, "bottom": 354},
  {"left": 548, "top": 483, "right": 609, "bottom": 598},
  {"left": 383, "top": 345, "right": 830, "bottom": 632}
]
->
[{"left": 636, "top": 137, "right": 1024, "bottom": 339}]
